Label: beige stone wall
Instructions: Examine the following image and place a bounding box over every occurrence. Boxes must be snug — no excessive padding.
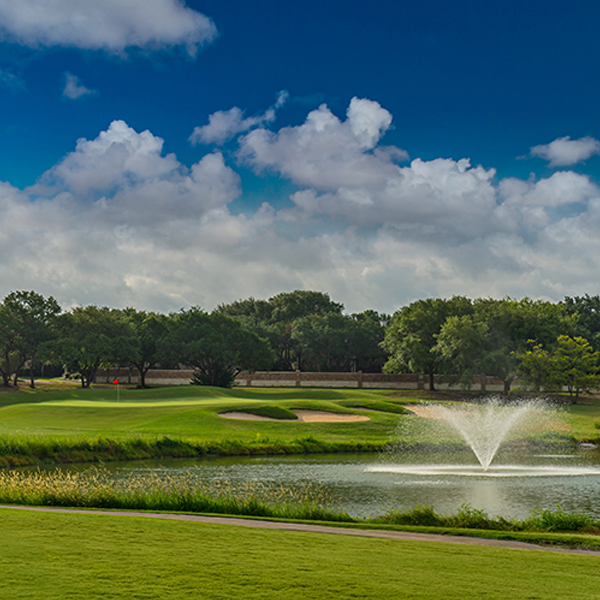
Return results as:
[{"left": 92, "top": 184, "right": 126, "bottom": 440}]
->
[{"left": 96, "top": 368, "right": 506, "bottom": 391}]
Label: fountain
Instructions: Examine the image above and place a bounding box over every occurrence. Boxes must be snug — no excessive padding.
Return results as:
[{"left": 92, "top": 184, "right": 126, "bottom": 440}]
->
[
  {"left": 368, "top": 396, "right": 598, "bottom": 478},
  {"left": 435, "top": 400, "right": 537, "bottom": 471}
]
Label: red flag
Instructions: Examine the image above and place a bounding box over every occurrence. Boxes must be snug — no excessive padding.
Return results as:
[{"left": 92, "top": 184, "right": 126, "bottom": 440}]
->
[{"left": 112, "top": 378, "right": 119, "bottom": 384}]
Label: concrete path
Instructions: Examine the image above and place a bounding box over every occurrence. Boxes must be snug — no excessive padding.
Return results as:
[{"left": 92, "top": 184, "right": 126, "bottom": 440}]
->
[{"left": 2, "top": 504, "right": 599, "bottom": 556}]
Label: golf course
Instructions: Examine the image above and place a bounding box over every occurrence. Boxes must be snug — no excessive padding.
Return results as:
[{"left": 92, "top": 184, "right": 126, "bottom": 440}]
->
[{"left": 1, "top": 381, "right": 600, "bottom": 598}]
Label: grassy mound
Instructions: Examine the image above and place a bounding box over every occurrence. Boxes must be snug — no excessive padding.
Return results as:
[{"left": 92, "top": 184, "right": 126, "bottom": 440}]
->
[{"left": 229, "top": 405, "right": 299, "bottom": 420}]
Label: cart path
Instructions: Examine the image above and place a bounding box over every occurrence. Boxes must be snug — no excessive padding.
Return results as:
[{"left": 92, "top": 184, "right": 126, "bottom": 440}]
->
[{"left": 2, "top": 504, "right": 599, "bottom": 556}]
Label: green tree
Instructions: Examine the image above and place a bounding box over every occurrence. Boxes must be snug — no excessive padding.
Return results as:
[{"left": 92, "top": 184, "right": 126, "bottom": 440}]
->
[
  {"left": 165, "top": 309, "right": 273, "bottom": 387},
  {"left": 434, "top": 313, "right": 489, "bottom": 388},
  {"left": 55, "top": 306, "right": 138, "bottom": 388},
  {"left": 563, "top": 295, "right": 600, "bottom": 352},
  {"left": 0, "top": 291, "right": 61, "bottom": 387},
  {"left": 516, "top": 341, "right": 555, "bottom": 392},
  {"left": 124, "top": 309, "right": 171, "bottom": 388},
  {"left": 382, "top": 297, "right": 472, "bottom": 390},
  {"left": 217, "top": 290, "right": 344, "bottom": 371},
  {"left": 552, "top": 335, "right": 599, "bottom": 400},
  {"left": 435, "top": 298, "right": 573, "bottom": 393}
]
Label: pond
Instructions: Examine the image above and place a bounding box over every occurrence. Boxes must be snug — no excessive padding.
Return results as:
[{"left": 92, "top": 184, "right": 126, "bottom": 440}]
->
[{"left": 27, "top": 446, "right": 600, "bottom": 520}]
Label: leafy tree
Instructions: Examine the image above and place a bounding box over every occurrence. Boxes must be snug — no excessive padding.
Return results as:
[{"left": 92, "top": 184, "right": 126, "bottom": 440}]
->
[
  {"left": 124, "top": 309, "right": 171, "bottom": 388},
  {"left": 0, "top": 303, "right": 23, "bottom": 386},
  {"left": 291, "top": 313, "right": 351, "bottom": 371},
  {"left": 517, "top": 341, "right": 555, "bottom": 392},
  {"left": 269, "top": 290, "right": 343, "bottom": 322},
  {"left": 165, "top": 308, "right": 273, "bottom": 387},
  {"left": 435, "top": 298, "right": 574, "bottom": 393},
  {"left": 552, "top": 335, "right": 599, "bottom": 400},
  {"left": 217, "top": 290, "right": 344, "bottom": 370},
  {"left": 0, "top": 291, "right": 61, "bottom": 387},
  {"left": 435, "top": 314, "right": 489, "bottom": 388},
  {"left": 563, "top": 295, "right": 600, "bottom": 352},
  {"left": 382, "top": 297, "right": 472, "bottom": 390},
  {"left": 347, "top": 310, "right": 389, "bottom": 372},
  {"left": 55, "top": 306, "right": 138, "bottom": 388}
]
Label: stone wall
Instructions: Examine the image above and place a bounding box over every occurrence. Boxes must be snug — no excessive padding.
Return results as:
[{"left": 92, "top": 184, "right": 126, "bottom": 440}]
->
[
  {"left": 95, "top": 368, "right": 505, "bottom": 391},
  {"left": 233, "top": 371, "right": 505, "bottom": 391}
]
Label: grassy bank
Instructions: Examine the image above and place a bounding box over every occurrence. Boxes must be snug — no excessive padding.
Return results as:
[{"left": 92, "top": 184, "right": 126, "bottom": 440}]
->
[
  {"left": 1, "top": 508, "right": 599, "bottom": 599},
  {"left": 0, "top": 434, "right": 389, "bottom": 468}
]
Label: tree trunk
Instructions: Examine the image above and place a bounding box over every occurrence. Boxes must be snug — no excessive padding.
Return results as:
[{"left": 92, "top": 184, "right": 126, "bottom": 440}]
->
[{"left": 428, "top": 366, "right": 436, "bottom": 391}]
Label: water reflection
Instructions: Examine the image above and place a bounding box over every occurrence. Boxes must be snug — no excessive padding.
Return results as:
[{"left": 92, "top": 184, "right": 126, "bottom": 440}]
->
[{"left": 20, "top": 448, "right": 600, "bottom": 520}]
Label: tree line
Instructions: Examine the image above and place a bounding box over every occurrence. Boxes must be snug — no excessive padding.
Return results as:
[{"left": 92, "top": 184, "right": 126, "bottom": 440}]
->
[{"left": 1, "top": 290, "right": 599, "bottom": 394}]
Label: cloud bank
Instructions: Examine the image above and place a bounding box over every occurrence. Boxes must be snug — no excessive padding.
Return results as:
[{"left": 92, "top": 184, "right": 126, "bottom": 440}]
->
[
  {"left": 3, "top": 98, "right": 600, "bottom": 314},
  {"left": 0, "top": 0, "right": 217, "bottom": 56}
]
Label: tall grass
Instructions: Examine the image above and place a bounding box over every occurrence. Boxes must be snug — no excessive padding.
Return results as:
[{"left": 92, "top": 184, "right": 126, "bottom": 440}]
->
[
  {"left": 0, "top": 467, "right": 353, "bottom": 522},
  {"left": 377, "top": 503, "right": 600, "bottom": 534},
  {"left": 1, "top": 468, "right": 599, "bottom": 534}
]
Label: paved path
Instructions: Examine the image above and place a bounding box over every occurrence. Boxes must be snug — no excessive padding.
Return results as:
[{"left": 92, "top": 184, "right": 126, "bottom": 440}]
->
[{"left": 2, "top": 504, "right": 599, "bottom": 556}]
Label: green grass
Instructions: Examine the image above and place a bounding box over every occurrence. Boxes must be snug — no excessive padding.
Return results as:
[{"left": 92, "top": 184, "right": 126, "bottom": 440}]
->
[
  {"left": 0, "top": 383, "right": 597, "bottom": 466},
  {"left": 1, "top": 508, "right": 599, "bottom": 600},
  {"left": 232, "top": 405, "right": 299, "bottom": 419}
]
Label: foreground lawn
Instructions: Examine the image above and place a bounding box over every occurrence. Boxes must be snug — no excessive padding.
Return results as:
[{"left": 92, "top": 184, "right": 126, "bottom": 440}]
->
[{"left": 1, "top": 508, "right": 599, "bottom": 600}]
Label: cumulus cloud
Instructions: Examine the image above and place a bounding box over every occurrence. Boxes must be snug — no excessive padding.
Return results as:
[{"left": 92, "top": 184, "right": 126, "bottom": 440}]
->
[
  {"left": 239, "top": 97, "right": 407, "bottom": 190},
  {"left": 530, "top": 136, "right": 600, "bottom": 167},
  {"left": 62, "top": 73, "right": 97, "bottom": 99},
  {"left": 190, "top": 90, "right": 289, "bottom": 145},
  {"left": 3, "top": 103, "right": 600, "bottom": 315},
  {"left": 0, "top": 0, "right": 217, "bottom": 56}
]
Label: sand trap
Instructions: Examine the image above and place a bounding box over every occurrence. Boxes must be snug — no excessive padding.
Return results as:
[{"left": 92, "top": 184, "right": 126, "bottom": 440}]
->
[
  {"left": 220, "top": 410, "right": 369, "bottom": 423},
  {"left": 293, "top": 410, "right": 369, "bottom": 422}
]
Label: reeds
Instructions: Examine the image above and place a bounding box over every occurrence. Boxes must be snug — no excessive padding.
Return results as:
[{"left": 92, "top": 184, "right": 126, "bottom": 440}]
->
[{"left": 0, "top": 468, "right": 354, "bottom": 522}]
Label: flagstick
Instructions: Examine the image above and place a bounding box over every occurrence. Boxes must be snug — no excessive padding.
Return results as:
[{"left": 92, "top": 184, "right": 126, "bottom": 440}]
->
[{"left": 117, "top": 381, "right": 120, "bottom": 402}]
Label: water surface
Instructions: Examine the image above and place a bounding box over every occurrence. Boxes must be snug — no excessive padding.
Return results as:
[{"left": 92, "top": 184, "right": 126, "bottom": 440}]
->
[{"left": 27, "top": 447, "right": 600, "bottom": 520}]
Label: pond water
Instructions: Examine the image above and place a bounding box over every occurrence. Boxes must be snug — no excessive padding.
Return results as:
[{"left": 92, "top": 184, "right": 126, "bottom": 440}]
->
[{"left": 29, "top": 446, "right": 600, "bottom": 520}]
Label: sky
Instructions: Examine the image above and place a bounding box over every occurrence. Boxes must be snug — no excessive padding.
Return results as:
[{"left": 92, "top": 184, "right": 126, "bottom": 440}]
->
[{"left": 1, "top": 0, "right": 600, "bottom": 315}]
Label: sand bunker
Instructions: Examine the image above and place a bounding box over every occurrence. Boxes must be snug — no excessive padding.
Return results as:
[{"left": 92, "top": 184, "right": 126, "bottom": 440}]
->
[{"left": 220, "top": 410, "right": 369, "bottom": 423}]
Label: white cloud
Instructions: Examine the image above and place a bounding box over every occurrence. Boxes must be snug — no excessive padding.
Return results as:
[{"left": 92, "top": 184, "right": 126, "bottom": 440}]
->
[
  {"left": 190, "top": 90, "right": 289, "bottom": 145},
  {"left": 62, "top": 73, "right": 97, "bottom": 99},
  {"left": 530, "top": 136, "right": 600, "bottom": 167},
  {"left": 239, "top": 97, "right": 407, "bottom": 190},
  {"left": 3, "top": 104, "right": 600, "bottom": 315},
  {"left": 0, "top": 0, "right": 217, "bottom": 56}
]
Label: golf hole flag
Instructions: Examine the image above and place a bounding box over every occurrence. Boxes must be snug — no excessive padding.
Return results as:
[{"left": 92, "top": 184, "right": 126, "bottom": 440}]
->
[{"left": 112, "top": 378, "right": 119, "bottom": 384}]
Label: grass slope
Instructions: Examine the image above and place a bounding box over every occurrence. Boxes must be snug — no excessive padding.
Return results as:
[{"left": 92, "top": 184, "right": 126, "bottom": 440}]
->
[{"left": 1, "top": 508, "right": 599, "bottom": 600}]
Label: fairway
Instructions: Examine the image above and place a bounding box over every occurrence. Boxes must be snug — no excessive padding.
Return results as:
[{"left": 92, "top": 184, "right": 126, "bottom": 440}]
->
[
  {"left": 0, "top": 385, "right": 409, "bottom": 443},
  {"left": 1, "top": 507, "right": 599, "bottom": 600}
]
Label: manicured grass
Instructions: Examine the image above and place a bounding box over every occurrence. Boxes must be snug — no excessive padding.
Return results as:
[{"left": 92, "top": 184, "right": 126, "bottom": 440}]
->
[
  {"left": 0, "top": 383, "right": 596, "bottom": 466},
  {"left": 232, "top": 405, "right": 299, "bottom": 419},
  {"left": 1, "top": 508, "right": 599, "bottom": 600}
]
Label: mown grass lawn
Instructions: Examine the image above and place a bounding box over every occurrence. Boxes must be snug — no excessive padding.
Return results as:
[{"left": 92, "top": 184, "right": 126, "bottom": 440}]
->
[
  {"left": 0, "top": 383, "right": 597, "bottom": 468},
  {"left": 0, "top": 384, "right": 407, "bottom": 441},
  {"left": 1, "top": 508, "right": 599, "bottom": 600}
]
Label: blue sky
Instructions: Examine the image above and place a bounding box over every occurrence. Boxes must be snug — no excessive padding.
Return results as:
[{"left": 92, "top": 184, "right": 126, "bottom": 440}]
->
[{"left": 1, "top": 0, "right": 600, "bottom": 313}]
